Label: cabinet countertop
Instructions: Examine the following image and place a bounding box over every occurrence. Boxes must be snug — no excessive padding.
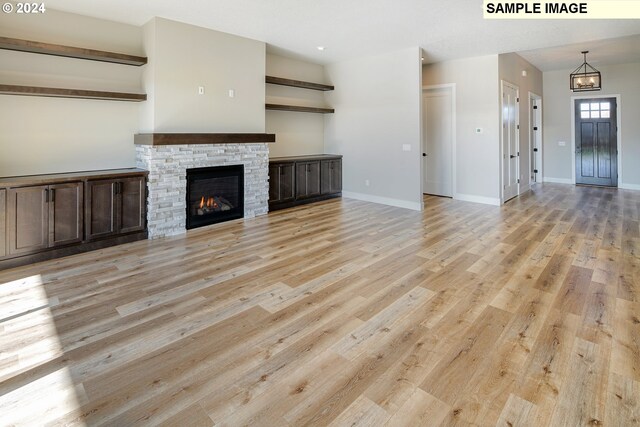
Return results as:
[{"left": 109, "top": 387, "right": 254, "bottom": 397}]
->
[
  {"left": 269, "top": 154, "right": 342, "bottom": 163},
  {"left": 0, "top": 168, "right": 148, "bottom": 188}
]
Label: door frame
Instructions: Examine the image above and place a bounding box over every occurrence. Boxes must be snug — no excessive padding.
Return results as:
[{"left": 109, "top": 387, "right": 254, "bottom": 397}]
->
[
  {"left": 500, "top": 80, "right": 520, "bottom": 203},
  {"left": 421, "top": 83, "right": 457, "bottom": 198},
  {"left": 570, "top": 93, "right": 621, "bottom": 186},
  {"left": 528, "top": 92, "right": 542, "bottom": 185}
]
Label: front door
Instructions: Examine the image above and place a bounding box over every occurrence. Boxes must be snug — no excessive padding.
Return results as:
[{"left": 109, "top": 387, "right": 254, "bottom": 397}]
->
[
  {"left": 502, "top": 82, "right": 519, "bottom": 202},
  {"left": 575, "top": 98, "right": 617, "bottom": 187},
  {"left": 422, "top": 87, "right": 453, "bottom": 197}
]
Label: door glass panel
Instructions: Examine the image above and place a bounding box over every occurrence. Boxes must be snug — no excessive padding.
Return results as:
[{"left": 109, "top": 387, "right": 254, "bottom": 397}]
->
[
  {"left": 581, "top": 111, "right": 590, "bottom": 119},
  {"left": 591, "top": 111, "right": 600, "bottom": 118},
  {"left": 581, "top": 103, "right": 590, "bottom": 111},
  {"left": 591, "top": 103, "right": 599, "bottom": 110},
  {"left": 601, "top": 110, "right": 610, "bottom": 118},
  {"left": 600, "top": 102, "right": 610, "bottom": 110}
]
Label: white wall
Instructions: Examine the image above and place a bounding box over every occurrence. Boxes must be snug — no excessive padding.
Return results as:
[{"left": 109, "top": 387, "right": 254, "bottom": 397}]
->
[
  {"left": 543, "top": 62, "right": 640, "bottom": 187},
  {"left": 499, "top": 53, "right": 543, "bottom": 192},
  {"left": 266, "top": 54, "right": 326, "bottom": 158},
  {"left": 141, "top": 17, "right": 265, "bottom": 133},
  {"left": 0, "top": 9, "right": 144, "bottom": 176},
  {"left": 423, "top": 55, "right": 501, "bottom": 203},
  {"left": 324, "top": 47, "right": 423, "bottom": 210}
]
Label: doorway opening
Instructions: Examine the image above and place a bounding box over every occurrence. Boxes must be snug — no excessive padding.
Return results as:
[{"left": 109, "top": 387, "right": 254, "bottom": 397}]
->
[
  {"left": 501, "top": 80, "right": 520, "bottom": 203},
  {"left": 422, "top": 84, "right": 456, "bottom": 198}
]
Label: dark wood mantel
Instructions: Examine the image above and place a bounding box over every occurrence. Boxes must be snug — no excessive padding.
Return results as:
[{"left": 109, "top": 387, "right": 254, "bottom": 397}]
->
[{"left": 134, "top": 133, "right": 276, "bottom": 146}]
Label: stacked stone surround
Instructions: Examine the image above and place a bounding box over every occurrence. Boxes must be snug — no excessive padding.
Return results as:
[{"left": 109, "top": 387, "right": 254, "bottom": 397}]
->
[{"left": 135, "top": 143, "right": 269, "bottom": 239}]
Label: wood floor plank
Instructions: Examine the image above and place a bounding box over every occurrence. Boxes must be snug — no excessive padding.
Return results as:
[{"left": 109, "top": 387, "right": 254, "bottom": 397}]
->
[{"left": 0, "top": 184, "right": 638, "bottom": 426}]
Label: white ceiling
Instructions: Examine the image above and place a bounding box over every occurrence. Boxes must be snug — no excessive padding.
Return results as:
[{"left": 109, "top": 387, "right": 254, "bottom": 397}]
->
[
  {"left": 45, "top": 0, "right": 640, "bottom": 66},
  {"left": 518, "top": 34, "right": 640, "bottom": 71}
]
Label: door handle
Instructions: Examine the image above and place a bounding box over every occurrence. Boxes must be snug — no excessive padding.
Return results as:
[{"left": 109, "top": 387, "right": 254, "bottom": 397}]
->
[
  {"left": 422, "top": 153, "right": 427, "bottom": 157},
  {"left": 45, "top": 188, "right": 49, "bottom": 203},
  {"left": 510, "top": 155, "right": 516, "bottom": 158},
  {"left": 50, "top": 188, "right": 55, "bottom": 203}
]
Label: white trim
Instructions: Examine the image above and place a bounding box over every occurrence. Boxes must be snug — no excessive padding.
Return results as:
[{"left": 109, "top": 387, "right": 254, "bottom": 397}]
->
[
  {"left": 528, "top": 92, "right": 542, "bottom": 185},
  {"left": 543, "top": 177, "right": 573, "bottom": 184},
  {"left": 570, "top": 93, "right": 622, "bottom": 186},
  {"left": 421, "top": 83, "right": 457, "bottom": 198},
  {"left": 342, "top": 191, "right": 422, "bottom": 211},
  {"left": 453, "top": 193, "right": 501, "bottom": 206},
  {"left": 620, "top": 183, "right": 640, "bottom": 191}
]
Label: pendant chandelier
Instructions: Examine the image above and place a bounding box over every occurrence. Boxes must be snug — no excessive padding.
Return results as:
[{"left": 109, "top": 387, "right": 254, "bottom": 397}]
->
[{"left": 570, "top": 51, "right": 601, "bottom": 92}]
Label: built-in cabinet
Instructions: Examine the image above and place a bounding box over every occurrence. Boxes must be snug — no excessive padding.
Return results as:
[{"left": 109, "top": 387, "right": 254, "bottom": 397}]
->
[
  {"left": 269, "top": 155, "right": 342, "bottom": 210},
  {"left": 6, "top": 182, "right": 84, "bottom": 256},
  {"left": 296, "top": 161, "right": 322, "bottom": 199},
  {"left": 85, "top": 176, "right": 145, "bottom": 240},
  {"left": 0, "top": 169, "right": 147, "bottom": 269}
]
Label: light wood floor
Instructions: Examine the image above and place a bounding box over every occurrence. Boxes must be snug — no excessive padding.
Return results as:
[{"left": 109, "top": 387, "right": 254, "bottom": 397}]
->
[{"left": 0, "top": 184, "right": 638, "bottom": 426}]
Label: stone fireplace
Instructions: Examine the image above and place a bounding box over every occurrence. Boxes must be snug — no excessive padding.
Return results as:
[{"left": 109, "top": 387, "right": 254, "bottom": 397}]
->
[{"left": 135, "top": 135, "right": 272, "bottom": 239}]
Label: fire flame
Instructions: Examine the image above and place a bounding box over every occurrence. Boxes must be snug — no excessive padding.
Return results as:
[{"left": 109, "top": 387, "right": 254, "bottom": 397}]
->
[{"left": 199, "top": 196, "right": 218, "bottom": 209}]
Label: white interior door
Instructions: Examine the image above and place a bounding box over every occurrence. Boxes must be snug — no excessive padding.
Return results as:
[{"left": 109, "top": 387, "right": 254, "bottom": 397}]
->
[
  {"left": 422, "top": 87, "right": 453, "bottom": 197},
  {"left": 502, "top": 82, "right": 519, "bottom": 202}
]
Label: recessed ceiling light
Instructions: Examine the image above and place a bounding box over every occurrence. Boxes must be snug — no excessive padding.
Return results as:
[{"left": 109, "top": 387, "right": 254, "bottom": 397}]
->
[{"left": 317, "top": 46, "right": 326, "bottom": 51}]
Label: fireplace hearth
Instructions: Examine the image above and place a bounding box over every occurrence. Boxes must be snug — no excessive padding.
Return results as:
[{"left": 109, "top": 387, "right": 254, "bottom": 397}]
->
[{"left": 186, "top": 165, "right": 244, "bottom": 230}]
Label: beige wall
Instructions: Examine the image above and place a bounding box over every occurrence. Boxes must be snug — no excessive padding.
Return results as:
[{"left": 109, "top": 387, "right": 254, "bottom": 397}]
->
[
  {"left": 266, "top": 54, "right": 327, "bottom": 158},
  {"left": 325, "top": 48, "right": 423, "bottom": 209},
  {"left": 0, "top": 9, "right": 144, "bottom": 176},
  {"left": 423, "top": 55, "right": 501, "bottom": 203},
  {"left": 499, "top": 53, "right": 543, "bottom": 192},
  {"left": 141, "top": 17, "right": 265, "bottom": 133},
  {"left": 543, "top": 62, "right": 640, "bottom": 188}
]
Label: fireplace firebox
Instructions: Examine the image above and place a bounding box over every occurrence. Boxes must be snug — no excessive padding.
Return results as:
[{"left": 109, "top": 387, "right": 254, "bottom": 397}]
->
[{"left": 186, "top": 165, "right": 244, "bottom": 230}]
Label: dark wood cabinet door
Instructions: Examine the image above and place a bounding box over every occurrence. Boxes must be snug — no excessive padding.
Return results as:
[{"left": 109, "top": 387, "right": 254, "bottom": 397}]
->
[
  {"left": 119, "top": 177, "right": 146, "bottom": 234},
  {"left": 331, "top": 159, "right": 342, "bottom": 193},
  {"left": 7, "top": 186, "right": 49, "bottom": 255},
  {"left": 269, "top": 164, "right": 280, "bottom": 202},
  {"left": 321, "top": 160, "right": 342, "bottom": 194},
  {"left": 49, "top": 182, "right": 83, "bottom": 247},
  {"left": 296, "top": 161, "right": 321, "bottom": 198},
  {"left": 271, "top": 164, "right": 296, "bottom": 203},
  {"left": 0, "top": 189, "right": 5, "bottom": 258},
  {"left": 279, "top": 164, "right": 295, "bottom": 202},
  {"left": 86, "top": 179, "right": 117, "bottom": 240}
]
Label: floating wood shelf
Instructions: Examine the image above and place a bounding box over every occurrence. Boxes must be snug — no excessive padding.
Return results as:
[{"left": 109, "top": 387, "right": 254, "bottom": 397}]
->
[
  {"left": 0, "top": 36, "right": 147, "bottom": 66},
  {"left": 134, "top": 133, "right": 276, "bottom": 146},
  {"left": 266, "top": 104, "right": 334, "bottom": 114},
  {"left": 266, "top": 75, "right": 334, "bottom": 91},
  {"left": 0, "top": 84, "right": 147, "bottom": 102}
]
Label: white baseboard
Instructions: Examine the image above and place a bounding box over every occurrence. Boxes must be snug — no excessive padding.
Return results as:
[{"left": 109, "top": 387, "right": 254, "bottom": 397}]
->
[
  {"left": 453, "top": 193, "right": 501, "bottom": 206},
  {"left": 543, "top": 177, "right": 574, "bottom": 184},
  {"left": 342, "top": 191, "right": 422, "bottom": 211},
  {"left": 620, "top": 183, "right": 640, "bottom": 191}
]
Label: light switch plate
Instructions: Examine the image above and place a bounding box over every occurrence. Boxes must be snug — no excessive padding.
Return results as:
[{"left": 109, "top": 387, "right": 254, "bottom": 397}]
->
[
  {"left": 402, "top": 144, "right": 411, "bottom": 152},
  {"left": 198, "top": 86, "right": 205, "bottom": 95},
  {"left": 558, "top": 141, "right": 566, "bottom": 146}
]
